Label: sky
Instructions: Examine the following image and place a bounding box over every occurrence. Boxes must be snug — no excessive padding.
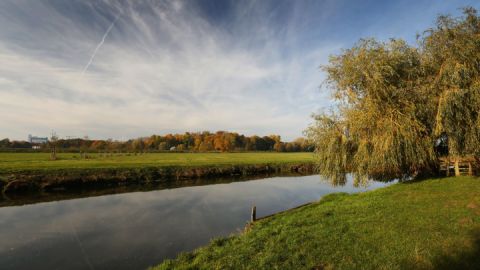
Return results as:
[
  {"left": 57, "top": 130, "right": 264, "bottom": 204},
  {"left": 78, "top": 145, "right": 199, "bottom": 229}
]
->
[{"left": 1, "top": 0, "right": 479, "bottom": 141}]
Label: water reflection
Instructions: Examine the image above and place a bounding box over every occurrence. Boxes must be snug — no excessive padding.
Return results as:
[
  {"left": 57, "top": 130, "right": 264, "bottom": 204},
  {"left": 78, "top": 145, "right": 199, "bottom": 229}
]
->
[
  {"left": 0, "top": 175, "right": 392, "bottom": 270},
  {"left": 0, "top": 173, "right": 301, "bottom": 207}
]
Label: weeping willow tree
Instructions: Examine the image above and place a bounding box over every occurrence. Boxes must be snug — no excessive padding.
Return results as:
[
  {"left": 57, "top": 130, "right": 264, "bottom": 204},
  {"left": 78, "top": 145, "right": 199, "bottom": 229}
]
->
[
  {"left": 308, "top": 8, "right": 480, "bottom": 185},
  {"left": 423, "top": 7, "right": 480, "bottom": 157}
]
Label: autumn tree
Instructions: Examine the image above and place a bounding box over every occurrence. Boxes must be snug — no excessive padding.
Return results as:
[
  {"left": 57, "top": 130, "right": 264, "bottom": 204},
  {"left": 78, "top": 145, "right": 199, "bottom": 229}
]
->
[
  {"left": 91, "top": 140, "right": 107, "bottom": 151},
  {"left": 131, "top": 138, "right": 145, "bottom": 152},
  {"left": 422, "top": 7, "right": 480, "bottom": 157},
  {"left": 308, "top": 8, "right": 480, "bottom": 185},
  {"left": 1, "top": 131, "right": 312, "bottom": 153}
]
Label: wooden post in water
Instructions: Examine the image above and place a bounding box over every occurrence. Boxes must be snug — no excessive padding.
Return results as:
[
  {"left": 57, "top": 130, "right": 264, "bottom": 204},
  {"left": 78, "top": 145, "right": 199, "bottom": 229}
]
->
[{"left": 251, "top": 205, "right": 256, "bottom": 222}]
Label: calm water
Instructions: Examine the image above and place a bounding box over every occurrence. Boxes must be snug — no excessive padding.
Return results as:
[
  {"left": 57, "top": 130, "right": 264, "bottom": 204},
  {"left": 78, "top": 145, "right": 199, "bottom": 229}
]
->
[{"left": 0, "top": 175, "right": 391, "bottom": 270}]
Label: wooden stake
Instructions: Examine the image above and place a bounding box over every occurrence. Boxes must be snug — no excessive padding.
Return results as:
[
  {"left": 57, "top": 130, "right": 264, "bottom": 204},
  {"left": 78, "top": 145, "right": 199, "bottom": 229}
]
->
[{"left": 251, "top": 205, "right": 256, "bottom": 222}]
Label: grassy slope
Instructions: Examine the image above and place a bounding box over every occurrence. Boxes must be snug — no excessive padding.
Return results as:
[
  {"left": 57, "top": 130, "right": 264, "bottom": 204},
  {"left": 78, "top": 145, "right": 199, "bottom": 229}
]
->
[
  {"left": 0, "top": 152, "right": 314, "bottom": 173},
  {"left": 154, "top": 177, "right": 480, "bottom": 270}
]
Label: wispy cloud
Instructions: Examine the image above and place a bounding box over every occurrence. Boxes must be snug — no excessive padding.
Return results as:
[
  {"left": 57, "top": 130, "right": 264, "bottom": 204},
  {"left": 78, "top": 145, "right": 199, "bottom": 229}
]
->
[{"left": 0, "top": 0, "right": 478, "bottom": 140}]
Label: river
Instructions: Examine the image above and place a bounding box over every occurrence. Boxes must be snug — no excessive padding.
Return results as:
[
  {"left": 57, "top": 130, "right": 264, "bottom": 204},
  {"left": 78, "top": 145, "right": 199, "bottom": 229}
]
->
[{"left": 0, "top": 174, "right": 392, "bottom": 270}]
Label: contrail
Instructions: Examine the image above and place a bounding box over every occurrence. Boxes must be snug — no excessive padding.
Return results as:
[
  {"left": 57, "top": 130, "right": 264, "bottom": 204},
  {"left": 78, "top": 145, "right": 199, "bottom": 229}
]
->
[{"left": 82, "top": 15, "right": 120, "bottom": 75}]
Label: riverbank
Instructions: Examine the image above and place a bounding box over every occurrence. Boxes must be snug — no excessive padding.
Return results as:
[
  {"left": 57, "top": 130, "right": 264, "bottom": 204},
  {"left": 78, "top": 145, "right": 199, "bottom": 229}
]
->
[
  {"left": 0, "top": 173, "right": 314, "bottom": 207},
  {"left": 154, "top": 176, "right": 480, "bottom": 270},
  {"left": 0, "top": 152, "right": 315, "bottom": 193}
]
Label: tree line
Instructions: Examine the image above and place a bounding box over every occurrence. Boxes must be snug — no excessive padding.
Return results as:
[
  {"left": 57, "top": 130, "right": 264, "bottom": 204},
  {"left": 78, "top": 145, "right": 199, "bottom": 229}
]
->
[
  {"left": 0, "top": 131, "right": 313, "bottom": 152},
  {"left": 307, "top": 8, "right": 480, "bottom": 185}
]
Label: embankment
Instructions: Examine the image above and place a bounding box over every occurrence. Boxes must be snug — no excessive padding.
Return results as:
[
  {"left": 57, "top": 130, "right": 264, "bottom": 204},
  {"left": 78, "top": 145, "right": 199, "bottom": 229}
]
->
[
  {"left": 153, "top": 176, "right": 480, "bottom": 270},
  {"left": 0, "top": 163, "right": 315, "bottom": 193}
]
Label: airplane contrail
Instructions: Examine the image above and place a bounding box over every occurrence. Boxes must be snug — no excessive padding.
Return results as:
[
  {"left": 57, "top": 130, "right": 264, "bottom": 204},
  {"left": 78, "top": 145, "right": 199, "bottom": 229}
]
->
[{"left": 81, "top": 15, "right": 120, "bottom": 75}]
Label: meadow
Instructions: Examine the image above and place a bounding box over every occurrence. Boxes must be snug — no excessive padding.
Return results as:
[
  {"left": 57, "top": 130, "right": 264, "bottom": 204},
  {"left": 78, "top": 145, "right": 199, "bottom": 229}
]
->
[
  {"left": 154, "top": 176, "right": 480, "bottom": 270},
  {"left": 0, "top": 152, "right": 314, "bottom": 173}
]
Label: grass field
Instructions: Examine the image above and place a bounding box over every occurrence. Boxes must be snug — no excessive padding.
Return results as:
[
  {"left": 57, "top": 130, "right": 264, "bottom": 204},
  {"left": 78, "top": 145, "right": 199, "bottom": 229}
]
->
[
  {"left": 0, "top": 152, "right": 314, "bottom": 173},
  {"left": 154, "top": 176, "right": 480, "bottom": 270}
]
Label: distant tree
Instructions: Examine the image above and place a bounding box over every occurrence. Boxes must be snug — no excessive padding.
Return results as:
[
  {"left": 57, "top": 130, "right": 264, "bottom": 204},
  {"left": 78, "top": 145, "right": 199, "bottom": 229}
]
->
[
  {"left": 131, "top": 138, "right": 144, "bottom": 152},
  {"left": 176, "top": 144, "right": 186, "bottom": 151},
  {"left": 10, "top": 140, "right": 31, "bottom": 149},
  {"left": 198, "top": 141, "right": 213, "bottom": 152},
  {"left": 91, "top": 140, "right": 107, "bottom": 151},
  {"left": 213, "top": 131, "right": 225, "bottom": 151},
  {"left": 158, "top": 142, "right": 168, "bottom": 151},
  {"left": 193, "top": 135, "right": 203, "bottom": 151},
  {"left": 0, "top": 138, "right": 10, "bottom": 148},
  {"left": 253, "top": 136, "right": 267, "bottom": 151},
  {"left": 182, "top": 132, "right": 194, "bottom": 150},
  {"left": 274, "top": 141, "right": 285, "bottom": 152},
  {"left": 0, "top": 131, "right": 311, "bottom": 153},
  {"left": 144, "top": 136, "right": 157, "bottom": 150},
  {"left": 49, "top": 131, "right": 58, "bottom": 160}
]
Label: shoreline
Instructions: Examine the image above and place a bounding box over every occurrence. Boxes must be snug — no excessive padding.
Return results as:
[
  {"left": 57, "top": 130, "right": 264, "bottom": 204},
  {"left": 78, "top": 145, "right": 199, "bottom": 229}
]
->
[
  {"left": 153, "top": 176, "right": 480, "bottom": 269},
  {"left": 0, "top": 162, "right": 315, "bottom": 193},
  {"left": 0, "top": 172, "right": 316, "bottom": 207}
]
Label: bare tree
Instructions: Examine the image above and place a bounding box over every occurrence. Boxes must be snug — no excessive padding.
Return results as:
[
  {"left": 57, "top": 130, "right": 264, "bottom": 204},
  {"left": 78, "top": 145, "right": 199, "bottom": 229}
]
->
[{"left": 50, "top": 131, "right": 58, "bottom": 160}]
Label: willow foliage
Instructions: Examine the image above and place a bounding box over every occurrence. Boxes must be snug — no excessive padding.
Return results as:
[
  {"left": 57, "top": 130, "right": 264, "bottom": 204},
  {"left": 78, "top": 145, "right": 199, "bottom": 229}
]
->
[
  {"left": 423, "top": 7, "right": 480, "bottom": 156},
  {"left": 308, "top": 8, "right": 480, "bottom": 184}
]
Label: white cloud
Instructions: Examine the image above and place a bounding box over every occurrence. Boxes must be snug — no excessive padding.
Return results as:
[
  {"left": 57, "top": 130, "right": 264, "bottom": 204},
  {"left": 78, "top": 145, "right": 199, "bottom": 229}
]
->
[{"left": 0, "top": 0, "right": 338, "bottom": 141}]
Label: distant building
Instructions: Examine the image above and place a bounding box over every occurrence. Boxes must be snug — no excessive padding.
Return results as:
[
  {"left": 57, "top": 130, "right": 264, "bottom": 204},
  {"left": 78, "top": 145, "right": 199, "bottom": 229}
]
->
[{"left": 28, "top": 134, "right": 48, "bottom": 144}]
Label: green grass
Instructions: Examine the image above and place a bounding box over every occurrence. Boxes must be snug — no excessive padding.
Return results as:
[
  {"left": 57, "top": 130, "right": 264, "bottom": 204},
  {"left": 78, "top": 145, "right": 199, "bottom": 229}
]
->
[
  {"left": 0, "top": 152, "right": 314, "bottom": 173},
  {"left": 153, "top": 177, "right": 480, "bottom": 270}
]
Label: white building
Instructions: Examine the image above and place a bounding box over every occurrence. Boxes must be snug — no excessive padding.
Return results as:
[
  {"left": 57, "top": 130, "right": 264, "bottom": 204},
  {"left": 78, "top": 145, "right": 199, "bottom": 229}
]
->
[{"left": 28, "top": 134, "right": 48, "bottom": 144}]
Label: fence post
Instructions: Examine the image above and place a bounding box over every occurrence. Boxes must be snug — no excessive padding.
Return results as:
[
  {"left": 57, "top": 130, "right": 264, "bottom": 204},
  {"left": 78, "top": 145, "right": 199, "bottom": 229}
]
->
[
  {"left": 454, "top": 158, "right": 460, "bottom": 176},
  {"left": 446, "top": 157, "right": 450, "bottom": 176}
]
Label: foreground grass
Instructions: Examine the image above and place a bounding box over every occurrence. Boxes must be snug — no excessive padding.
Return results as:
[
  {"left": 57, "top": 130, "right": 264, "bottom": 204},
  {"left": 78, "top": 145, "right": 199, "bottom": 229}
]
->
[
  {"left": 0, "top": 152, "right": 314, "bottom": 173},
  {"left": 154, "top": 177, "right": 480, "bottom": 270}
]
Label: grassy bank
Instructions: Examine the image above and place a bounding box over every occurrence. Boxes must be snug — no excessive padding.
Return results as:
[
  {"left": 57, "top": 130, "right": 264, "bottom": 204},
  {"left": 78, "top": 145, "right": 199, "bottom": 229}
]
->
[
  {"left": 0, "top": 152, "right": 315, "bottom": 192},
  {"left": 154, "top": 177, "right": 480, "bottom": 270},
  {"left": 0, "top": 152, "right": 313, "bottom": 172}
]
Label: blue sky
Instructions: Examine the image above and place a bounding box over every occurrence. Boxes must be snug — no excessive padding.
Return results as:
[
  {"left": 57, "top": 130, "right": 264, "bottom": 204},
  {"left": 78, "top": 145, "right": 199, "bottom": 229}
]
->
[{"left": 0, "top": 0, "right": 478, "bottom": 141}]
